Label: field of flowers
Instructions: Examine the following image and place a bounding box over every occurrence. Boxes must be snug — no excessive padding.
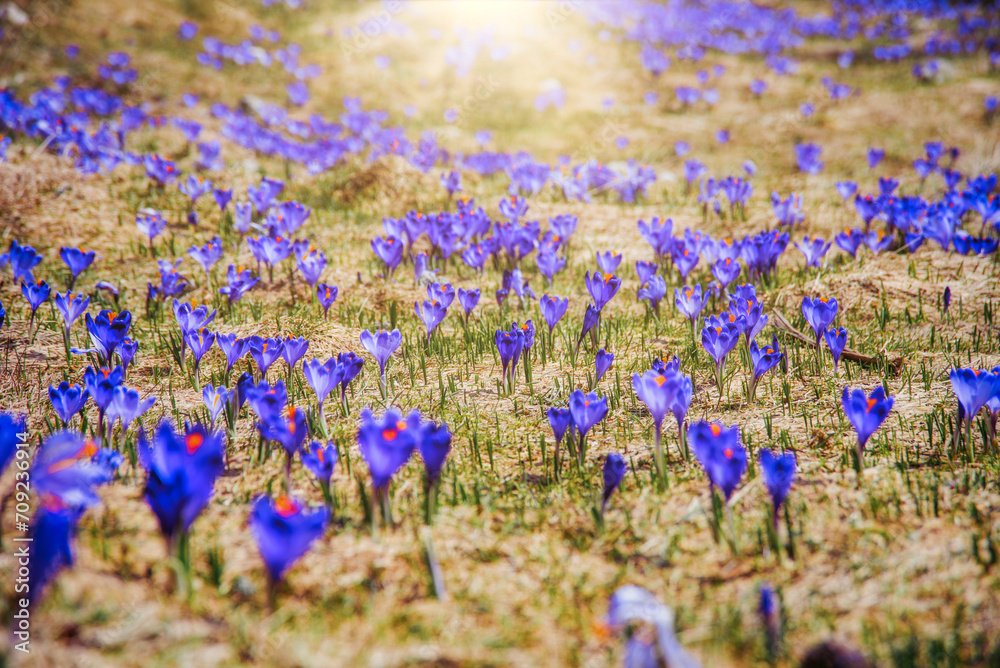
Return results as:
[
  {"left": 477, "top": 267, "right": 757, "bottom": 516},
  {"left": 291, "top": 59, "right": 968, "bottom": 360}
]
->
[{"left": 1, "top": 0, "right": 1000, "bottom": 666}]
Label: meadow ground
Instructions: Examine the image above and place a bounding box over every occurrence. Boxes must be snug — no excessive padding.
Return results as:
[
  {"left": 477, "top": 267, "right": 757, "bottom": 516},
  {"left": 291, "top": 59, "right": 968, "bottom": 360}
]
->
[{"left": 1, "top": 0, "right": 1000, "bottom": 666}]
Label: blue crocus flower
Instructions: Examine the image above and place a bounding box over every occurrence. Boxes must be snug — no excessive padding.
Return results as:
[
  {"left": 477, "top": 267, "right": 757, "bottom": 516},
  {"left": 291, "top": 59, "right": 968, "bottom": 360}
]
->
[
  {"left": 83, "top": 365, "right": 124, "bottom": 414},
  {"left": 596, "top": 251, "right": 623, "bottom": 274},
  {"left": 281, "top": 336, "right": 310, "bottom": 372},
  {"left": 371, "top": 235, "right": 404, "bottom": 276},
  {"left": 9, "top": 239, "right": 43, "bottom": 282},
  {"left": 671, "top": 242, "right": 699, "bottom": 282},
  {"left": 801, "top": 296, "right": 838, "bottom": 347},
  {"left": 1, "top": 412, "right": 26, "bottom": 476},
  {"left": 419, "top": 420, "right": 452, "bottom": 483},
  {"left": 135, "top": 209, "right": 167, "bottom": 245},
  {"left": 54, "top": 291, "right": 89, "bottom": 333},
  {"left": 303, "top": 358, "right": 343, "bottom": 408},
  {"left": 201, "top": 384, "right": 230, "bottom": 427},
  {"left": 711, "top": 258, "right": 741, "bottom": 291},
  {"left": 547, "top": 407, "right": 573, "bottom": 449},
  {"left": 21, "top": 279, "right": 51, "bottom": 319},
  {"left": 213, "top": 188, "right": 232, "bottom": 211},
  {"left": 337, "top": 352, "right": 364, "bottom": 402},
  {"left": 795, "top": 236, "right": 831, "bottom": 268},
  {"left": 824, "top": 327, "right": 847, "bottom": 372},
  {"left": 595, "top": 349, "right": 614, "bottom": 385},
  {"left": 59, "top": 247, "right": 96, "bottom": 289},
  {"left": 635, "top": 261, "right": 658, "bottom": 287},
  {"left": 360, "top": 329, "right": 402, "bottom": 381},
  {"left": 81, "top": 309, "right": 132, "bottom": 364},
  {"left": 300, "top": 441, "right": 336, "bottom": 489},
  {"left": 836, "top": 181, "right": 858, "bottom": 200},
  {"left": 415, "top": 298, "right": 448, "bottom": 342},
  {"left": 140, "top": 421, "right": 225, "bottom": 551},
  {"left": 637, "top": 275, "right": 667, "bottom": 315},
  {"left": 316, "top": 283, "right": 339, "bottom": 319},
  {"left": 701, "top": 316, "right": 741, "bottom": 389},
  {"left": 949, "top": 368, "right": 1000, "bottom": 426},
  {"left": 568, "top": 390, "right": 608, "bottom": 462},
  {"left": 601, "top": 452, "right": 627, "bottom": 513},
  {"left": 577, "top": 303, "right": 601, "bottom": 350},
  {"left": 357, "top": 408, "right": 421, "bottom": 491},
  {"left": 637, "top": 216, "right": 674, "bottom": 257},
  {"left": 32, "top": 431, "right": 121, "bottom": 510},
  {"left": 585, "top": 270, "right": 622, "bottom": 311},
  {"left": 216, "top": 333, "right": 249, "bottom": 374},
  {"left": 249, "top": 494, "right": 329, "bottom": 593},
  {"left": 536, "top": 249, "right": 567, "bottom": 286},
  {"left": 866, "top": 229, "right": 894, "bottom": 255},
  {"left": 49, "top": 382, "right": 89, "bottom": 425},
  {"left": 187, "top": 236, "right": 223, "bottom": 277},
  {"left": 759, "top": 449, "right": 796, "bottom": 525},
  {"left": 26, "top": 498, "right": 77, "bottom": 608},
  {"left": 748, "top": 335, "right": 782, "bottom": 401},
  {"left": 456, "top": 288, "right": 480, "bottom": 322},
  {"left": 632, "top": 370, "right": 679, "bottom": 475},
  {"left": 494, "top": 326, "right": 524, "bottom": 389},
  {"left": 259, "top": 405, "right": 309, "bottom": 458},
  {"left": 248, "top": 336, "right": 285, "bottom": 378},
  {"left": 106, "top": 385, "right": 156, "bottom": 432},
  {"left": 674, "top": 285, "right": 704, "bottom": 329},
  {"left": 841, "top": 386, "right": 894, "bottom": 464},
  {"left": 540, "top": 294, "right": 569, "bottom": 335},
  {"left": 835, "top": 228, "right": 866, "bottom": 257},
  {"left": 690, "top": 421, "right": 747, "bottom": 500}
]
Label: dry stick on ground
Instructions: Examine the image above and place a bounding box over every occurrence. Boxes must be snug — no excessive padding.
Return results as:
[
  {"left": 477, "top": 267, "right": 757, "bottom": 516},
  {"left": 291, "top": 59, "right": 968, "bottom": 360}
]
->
[{"left": 770, "top": 311, "right": 905, "bottom": 375}]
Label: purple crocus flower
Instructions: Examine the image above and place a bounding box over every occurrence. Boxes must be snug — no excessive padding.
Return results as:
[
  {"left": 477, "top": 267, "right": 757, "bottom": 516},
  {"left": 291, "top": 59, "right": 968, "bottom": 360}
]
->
[
  {"left": 674, "top": 285, "right": 704, "bottom": 330},
  {"left": 81, "top": 309, "right": 131, "bottom": 364},
  {"left": 281, "top": 336, "right": 309, "bottom": 372},
  {"left": 547, "top": 407, "right": 573, "bottom": 452},
  {"left": 866, "top": 147, "right": 885, "bottom": 169},
  {"left": 216, "top": 333, "right": 248, "bottom": 374},
  {"left": 140, "top": 422, "right": 224, "bottom": 551},
  {"left": 360, "top": 329, "right": 402, "bottom": 381},
  {"left": 690, "top": 421, "right": 746, "bottom": 500},
  {"left": 54, "top": 292, "right": 89, "bottom": 334},
  {"left": 188, "top": 236, "right": 223, "bottom": 277},
  {"left": 825, "top": 327, "right": 847, "bottom": 372},
  {"left": 795, "top": 236, "right": 831, "bottom": 268},
  {"left": 841, "top": 386, "right": 894, "bottom": 465},
  {"left": 759, "top": 449, "right": 796, "bottom": 525},
  {"left": 750, "top": 79, "right": 767, "bottom": 96},
  {"left": 418, "top": 420, "right": 452, "bottom": 484},
  {"left": 702, "top": 316, "right": 741, "bottom": 391},
  {"left": 536, "top": 250, "right": 567, "bottom": 286},
  {"left": 495, "top": 327, "right": 524, "bottom": 390},
  {"left": 595, "top": 349, "right": 614, "bottom": 384},
  {"left": 337, "top": 352, "right": 364, "bottom": 403},
  {"left": 21, "top": 279, "right": 51, "bottom": 321},
  {"left": 248, "top": 336, "right": 284, "bottom": 378},
  {"left": 179, "top": 174, "right": 212, "bottom": 205},
  {"left": 637, "top": 275, "right": 667, "bottom": 315},
  {"left": 303, "top": 358, "right": 344, "bottom": 409},
  {"left": 748, "top": 335, "right": 782, "bottom": 401},
  {"left": 577, "top": 303, "right": 601, "bottom": 350},
  {"left": 202, "top": 384, "right": 230, "bottom": 427},
  {"left": 247, "top": 177, "right": 285, "bottom": 213},
  {"left": 596, "top": 251, "right": 622, "bottom": 274},
  {"left": 635, "top": 261, "right": 658, "bottom": 286},
  {"left": 568, "top": 389, "right": 608, "bottom": 463},
  {"left": 801, "top": 296, "right": 838, "bottom": 349},
  {"left": 49, "top": 382, "right": 89, "bottom": 425},
  {"left": 184, "top": 328, "right": 216, "bottom": 378},
  {"left": 31, "top": 431, "right": 121, "bottom": 510},
  {"left": 219, "top": 265, "right": 259, "bottom": 305},
  {"left": 301, "top": 441, "right": 337, "bottom": 486},
  {"left": 795, "top": 143, "right": 824, "bottom": 174},
  {"left": 416, "top": 298, "right": 448, "bottom": 342},
  {"left": 106, "top": 385, "right": 156, "bottom": 432},
  {"left": 835, "top": 181, "right": 858, "bottom": 201},
  {"left": 601, "top": 452, "right": 627, "bottom": 514},
  {"left": 25, "top": 498, "right": 76, "bottom": 608},
  {"left": 259, "top": 405, "right": 309, "bottom": 458},
  {"left": 671, "top": 242, "right": 699, "bottom": 282},
  {"left": 585, "top": 271, "right": 622, "bottom": 311},
  {"left": 632, "top": 370, "right": 679, "bottom": 476},
  {"left": 316, "top": 283, "right": 338, "bottom": 319},
  {"left": 59, "top": 247, "right": 96, "bottom": 289},
  {"left": 835, "top": 229, "right": 866, "bottom": 257},
  {"left": 249, "top": 494, "right": 329, "bottom": 595},
  {"left": 949, "top": 368, "right": 1000, "bottom": 427},
  {"left": 9, "top": 240, "right": 43, "bottom": 282},
  {"left": 143, "top": 154, "right": 180, "bottom": 185},
  {"left": 540, "top": 294, "right": 568, "bottom": 335},
  {"left": 866, "top": 229, "right": 894, "bottom": 255},
  {"left": 457, "top": 287, "right": 480, "bottom": 322},
  {"left": 371, "top": 236, "right": 404, "bottom": 276},
  {"left": 711, "top": 258, "right": 741, "bottom": 291},
  {"left": 357, "top": 408, "right": 421, "bottom": 491},
  {"left": 213, "top": 188, "right": 232, "bottom": 211}
]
